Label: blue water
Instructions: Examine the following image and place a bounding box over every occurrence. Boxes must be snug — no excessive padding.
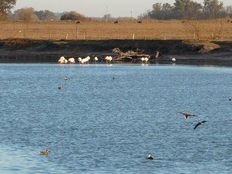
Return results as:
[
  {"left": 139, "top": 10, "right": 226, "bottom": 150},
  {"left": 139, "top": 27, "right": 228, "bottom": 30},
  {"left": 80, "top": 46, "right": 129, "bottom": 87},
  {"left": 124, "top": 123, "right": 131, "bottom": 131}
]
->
[{"left": 0, "top": 64, "right": 232, "bottom": 174}]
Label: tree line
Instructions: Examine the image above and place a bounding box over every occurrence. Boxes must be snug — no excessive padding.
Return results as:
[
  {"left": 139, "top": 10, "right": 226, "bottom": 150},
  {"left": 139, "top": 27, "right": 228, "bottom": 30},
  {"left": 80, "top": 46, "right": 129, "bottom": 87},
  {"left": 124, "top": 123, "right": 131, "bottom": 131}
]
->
[
  {"left": 0, "top": 0, "right": 88, "bottom": 22},
  {"left": 0, "top": 0, "right": 232, "bottom": 22},
  {"left": 140, "top": 0, "right": 232, "bottom": 20}
]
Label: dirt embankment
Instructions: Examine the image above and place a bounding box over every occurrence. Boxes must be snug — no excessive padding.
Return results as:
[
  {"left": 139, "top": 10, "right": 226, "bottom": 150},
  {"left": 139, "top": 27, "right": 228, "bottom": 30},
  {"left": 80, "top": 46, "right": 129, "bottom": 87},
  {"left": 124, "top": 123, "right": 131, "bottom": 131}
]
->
[{"left": 0, "top": 39, "right": 232, "bottom": 65}]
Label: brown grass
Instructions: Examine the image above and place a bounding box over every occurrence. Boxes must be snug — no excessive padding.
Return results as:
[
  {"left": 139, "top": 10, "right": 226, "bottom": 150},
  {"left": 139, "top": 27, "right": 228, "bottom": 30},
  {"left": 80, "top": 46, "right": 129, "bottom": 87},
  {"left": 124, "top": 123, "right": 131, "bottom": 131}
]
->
[{"left": 0, "top": 19, "right": 232, "bottom": 41}]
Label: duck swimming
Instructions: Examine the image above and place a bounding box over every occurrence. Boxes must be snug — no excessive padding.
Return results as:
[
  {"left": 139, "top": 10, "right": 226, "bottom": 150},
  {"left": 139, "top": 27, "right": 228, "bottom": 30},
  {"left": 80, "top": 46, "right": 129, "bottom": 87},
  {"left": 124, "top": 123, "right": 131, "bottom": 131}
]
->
[
  {"left": 146, "top": 153, "right": 153, "bottom": 160},
  {"left": 40, "top": 149, "right": 49, "bottom": 156}
]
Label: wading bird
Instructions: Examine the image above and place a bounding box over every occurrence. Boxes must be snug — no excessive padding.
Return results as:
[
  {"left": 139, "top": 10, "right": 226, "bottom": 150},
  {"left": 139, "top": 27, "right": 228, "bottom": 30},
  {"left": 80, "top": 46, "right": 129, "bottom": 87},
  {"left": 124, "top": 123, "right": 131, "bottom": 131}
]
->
[
  {"left": 105, "top": 56, "right": 113, "bottom": 63},
  {"left": 58, "top": 56, "right": 68, "bottom": 64},
  {"left": 68, "top": 57, "right": 75, "bottom": 64},
  {"left": 94, "top": 57, "right": 98, "bottom": 61},
  {"left": 171, "top": 57, "right": 176, "bottom": 62}
]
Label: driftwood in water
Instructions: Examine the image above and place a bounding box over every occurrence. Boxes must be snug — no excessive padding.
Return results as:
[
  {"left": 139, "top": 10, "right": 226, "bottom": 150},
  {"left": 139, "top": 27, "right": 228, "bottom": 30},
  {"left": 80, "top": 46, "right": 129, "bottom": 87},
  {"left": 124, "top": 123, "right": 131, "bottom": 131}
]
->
[{"left": 112, "top": 48, "right": 150, "bottom": 62}]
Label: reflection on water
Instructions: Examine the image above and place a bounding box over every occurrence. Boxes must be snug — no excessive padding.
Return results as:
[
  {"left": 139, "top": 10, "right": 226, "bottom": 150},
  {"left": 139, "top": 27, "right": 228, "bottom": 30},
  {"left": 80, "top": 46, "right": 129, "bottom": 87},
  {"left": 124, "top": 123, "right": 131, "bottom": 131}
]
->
[{"left": 0, "top": 64, "right": 232, "bottom": 174}]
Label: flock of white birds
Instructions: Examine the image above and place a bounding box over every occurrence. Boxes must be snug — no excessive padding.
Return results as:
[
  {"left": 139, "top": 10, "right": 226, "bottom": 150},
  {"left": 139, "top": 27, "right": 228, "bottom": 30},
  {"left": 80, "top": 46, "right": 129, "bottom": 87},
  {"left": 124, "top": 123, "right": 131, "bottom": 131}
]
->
[
  {"left": 58, "top": 56, "right": 113, "bottom": 64},
  {"left": 58, "top": 56, "right": 176, "bottom": 64}
]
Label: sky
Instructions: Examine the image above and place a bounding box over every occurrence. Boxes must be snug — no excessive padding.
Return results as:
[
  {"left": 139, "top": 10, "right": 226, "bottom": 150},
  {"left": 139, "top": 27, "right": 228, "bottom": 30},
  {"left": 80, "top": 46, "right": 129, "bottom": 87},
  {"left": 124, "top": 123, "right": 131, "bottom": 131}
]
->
[{"left": 14, "top": 0, "right": 232, "bottom": 17}]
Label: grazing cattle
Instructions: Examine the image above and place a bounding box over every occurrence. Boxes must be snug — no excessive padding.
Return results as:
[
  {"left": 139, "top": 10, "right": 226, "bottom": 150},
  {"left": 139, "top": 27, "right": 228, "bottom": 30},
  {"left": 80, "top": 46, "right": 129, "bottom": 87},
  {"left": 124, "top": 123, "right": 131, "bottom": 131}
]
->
[{"left": 114, "top": 20, "right": 119, "bottom": 24}]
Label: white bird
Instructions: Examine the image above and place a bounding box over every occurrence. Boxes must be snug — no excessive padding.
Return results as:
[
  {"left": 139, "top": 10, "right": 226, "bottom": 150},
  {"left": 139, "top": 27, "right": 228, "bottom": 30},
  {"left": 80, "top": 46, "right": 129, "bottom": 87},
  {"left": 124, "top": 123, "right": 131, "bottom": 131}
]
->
[
  {"left": 78, "top": 57, "right": 82, "bottom": 62},
  {"left": 94, "top": 57, "right": 98, "bottom": 61},
  {"left": 78, "top": 56, "right": 90, "bottom": 64},
  {"left": 68, "top": 58, "right": 75, "bottom": 64},
  {"left": 58, "top": 56, "right": 68, "bottom": 64},
  {"left": 171, "top": 57, "right": 176, "bottom": 62},
  {"left": 141, "top": 57, "right": 149, "bottom": 64},
  {"left": 144, "top": 57, "right": 149, "bottom": 63},
  {"left": 83, "top": 56, "right": 91, "bottom": 63},
  {"left": 105, "top": 56, "right": 113, "bottom": 63}
]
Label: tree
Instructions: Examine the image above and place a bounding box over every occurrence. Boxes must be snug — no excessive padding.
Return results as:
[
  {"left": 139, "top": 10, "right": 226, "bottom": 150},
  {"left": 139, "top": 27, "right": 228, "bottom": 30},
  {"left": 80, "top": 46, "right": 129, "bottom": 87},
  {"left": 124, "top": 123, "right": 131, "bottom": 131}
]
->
[
  {"left": 225, "top": 6, "right": 232, "bottom": 17},
  {"left": 0, "top": 0, "right": 16, "bottom": 20},
  {"left": 173, "top": 0, "right": 202, "bottom": 19},
  {"left": 162, "top": 3, "right": 174, "bottom": 19},
  {"left": 146, "top": 3, "right": 174, "bottom": 20},
  {"left": 203, "top": 0, "right": 224, "bottom": 18},
  {"left": 60, "top": 11, "right": 86, "bottom": 21},
  {"left": 14, "top": 7, "right": 38, "bottom": 22},
  {"left": 35, "top": 10, "right": 58, "bottom": 21},
  {"left": 139, "top": 0, "right": 230, "bottom": 20},
  {"left": 148, "top": 3, "right": 162, "bottom": 19},
  {"left": 102, "top": 14, "right": 112, "bottom": 21}
]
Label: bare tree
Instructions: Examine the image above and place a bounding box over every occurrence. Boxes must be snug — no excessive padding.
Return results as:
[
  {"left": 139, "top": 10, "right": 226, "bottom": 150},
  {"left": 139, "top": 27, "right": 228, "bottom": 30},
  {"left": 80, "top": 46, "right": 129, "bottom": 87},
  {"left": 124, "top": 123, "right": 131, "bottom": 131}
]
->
[
  {"left": 14, "top": 7, "right": 38, "bottom": 22},
  {"left": 203, "top": 0, "right": 224, "bottom": 19},
  {"left": 35, "top": 10, "right": 58, "bottom": 21},
  {"left": 60, "top": 11, "right": 86, "bottom": 21},
  {"left": 0, "top": 0, "right": 16, "bottom": 20}
]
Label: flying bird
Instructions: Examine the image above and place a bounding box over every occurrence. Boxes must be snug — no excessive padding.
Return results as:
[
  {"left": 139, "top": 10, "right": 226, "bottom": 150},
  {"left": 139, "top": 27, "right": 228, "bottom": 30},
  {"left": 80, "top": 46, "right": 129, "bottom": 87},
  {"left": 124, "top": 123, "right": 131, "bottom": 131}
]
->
[
  {"left": 194, "top": 120, "right": 207, "bottom": 130},
  {"left": 178, "top": 112, "right": 197, "bottom": 119}
]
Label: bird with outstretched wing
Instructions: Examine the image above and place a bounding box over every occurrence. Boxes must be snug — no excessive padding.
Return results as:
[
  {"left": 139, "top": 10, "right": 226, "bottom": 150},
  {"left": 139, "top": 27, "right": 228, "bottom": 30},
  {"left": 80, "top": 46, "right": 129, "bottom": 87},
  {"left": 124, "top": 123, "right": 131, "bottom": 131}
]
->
[
  {"left": 178, "top": 112, "right": 197, "bottom": 119},
  {"left": 194, "top": 120, "right": 207, "bottom": 130}
]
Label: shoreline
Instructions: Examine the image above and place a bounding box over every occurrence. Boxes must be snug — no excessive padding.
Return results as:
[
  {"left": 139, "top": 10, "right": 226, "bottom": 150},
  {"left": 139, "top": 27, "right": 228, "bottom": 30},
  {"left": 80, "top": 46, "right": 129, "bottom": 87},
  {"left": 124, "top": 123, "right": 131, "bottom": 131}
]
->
[{"left": 0, "top": 39, "right": 232, "bottom": 66}]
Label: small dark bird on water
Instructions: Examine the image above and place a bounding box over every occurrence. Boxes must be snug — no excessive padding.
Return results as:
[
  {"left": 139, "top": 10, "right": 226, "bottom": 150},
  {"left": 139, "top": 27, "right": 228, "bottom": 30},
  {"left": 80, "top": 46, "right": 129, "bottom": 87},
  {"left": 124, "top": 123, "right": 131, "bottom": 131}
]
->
[
  {"left": 178, "top": 112, "right": 196, "bottom": 119},
  {"left": 229, "top": 97, "right": 232, "bottom": 101},
  {"left": 64, "top": 76, "right": 71, "bottom": 81},
  {"left": 146, "top": 153, "right": 153, "bottom": 160},
  {"left": 194, "top": 120, "right": 207, "bottom": 130},
  {"left": 40, "top": 149, "right": 49, "bottom": 156},
  {"left": 58, "top": 86, "right": 62, "bottom": 90}
]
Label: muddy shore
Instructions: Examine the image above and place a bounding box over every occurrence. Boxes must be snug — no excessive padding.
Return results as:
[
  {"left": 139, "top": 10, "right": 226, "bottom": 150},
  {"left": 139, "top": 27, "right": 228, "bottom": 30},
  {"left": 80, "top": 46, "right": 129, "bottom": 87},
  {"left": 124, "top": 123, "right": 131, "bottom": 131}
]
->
[{"left": 0, "top": 39, "right": 232, "bottom": 66}]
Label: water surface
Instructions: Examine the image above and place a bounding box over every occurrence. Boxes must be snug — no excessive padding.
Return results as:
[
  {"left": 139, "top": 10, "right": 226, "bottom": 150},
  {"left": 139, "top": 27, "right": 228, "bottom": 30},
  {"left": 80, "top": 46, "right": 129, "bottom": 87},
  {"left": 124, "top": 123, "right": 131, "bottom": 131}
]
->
[{"left": 0, "top": 64, "right": 232, "bottom": 174}]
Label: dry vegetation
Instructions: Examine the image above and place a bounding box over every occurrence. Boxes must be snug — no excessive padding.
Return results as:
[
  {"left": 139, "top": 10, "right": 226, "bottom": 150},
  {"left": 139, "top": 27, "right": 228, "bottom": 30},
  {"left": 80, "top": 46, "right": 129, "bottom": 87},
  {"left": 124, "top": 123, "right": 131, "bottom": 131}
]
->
[{"left": 0, "top": 19, "right": 232, "bottom": 41}]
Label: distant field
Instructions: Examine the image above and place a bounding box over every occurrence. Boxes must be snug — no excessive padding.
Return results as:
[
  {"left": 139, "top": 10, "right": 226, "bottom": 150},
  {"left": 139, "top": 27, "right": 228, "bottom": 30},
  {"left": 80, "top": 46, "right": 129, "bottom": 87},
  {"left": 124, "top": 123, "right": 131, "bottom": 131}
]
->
[{"left": 0, "top": 19, "right": 232, "bottom": 41}]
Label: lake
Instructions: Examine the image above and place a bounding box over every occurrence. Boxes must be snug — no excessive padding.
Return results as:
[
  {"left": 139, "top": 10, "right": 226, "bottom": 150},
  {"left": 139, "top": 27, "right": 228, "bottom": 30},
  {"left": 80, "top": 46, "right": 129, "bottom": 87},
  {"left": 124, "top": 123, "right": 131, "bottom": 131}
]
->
[{"left": 0, "top": 64, "right": 232, "bottom": 174}]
